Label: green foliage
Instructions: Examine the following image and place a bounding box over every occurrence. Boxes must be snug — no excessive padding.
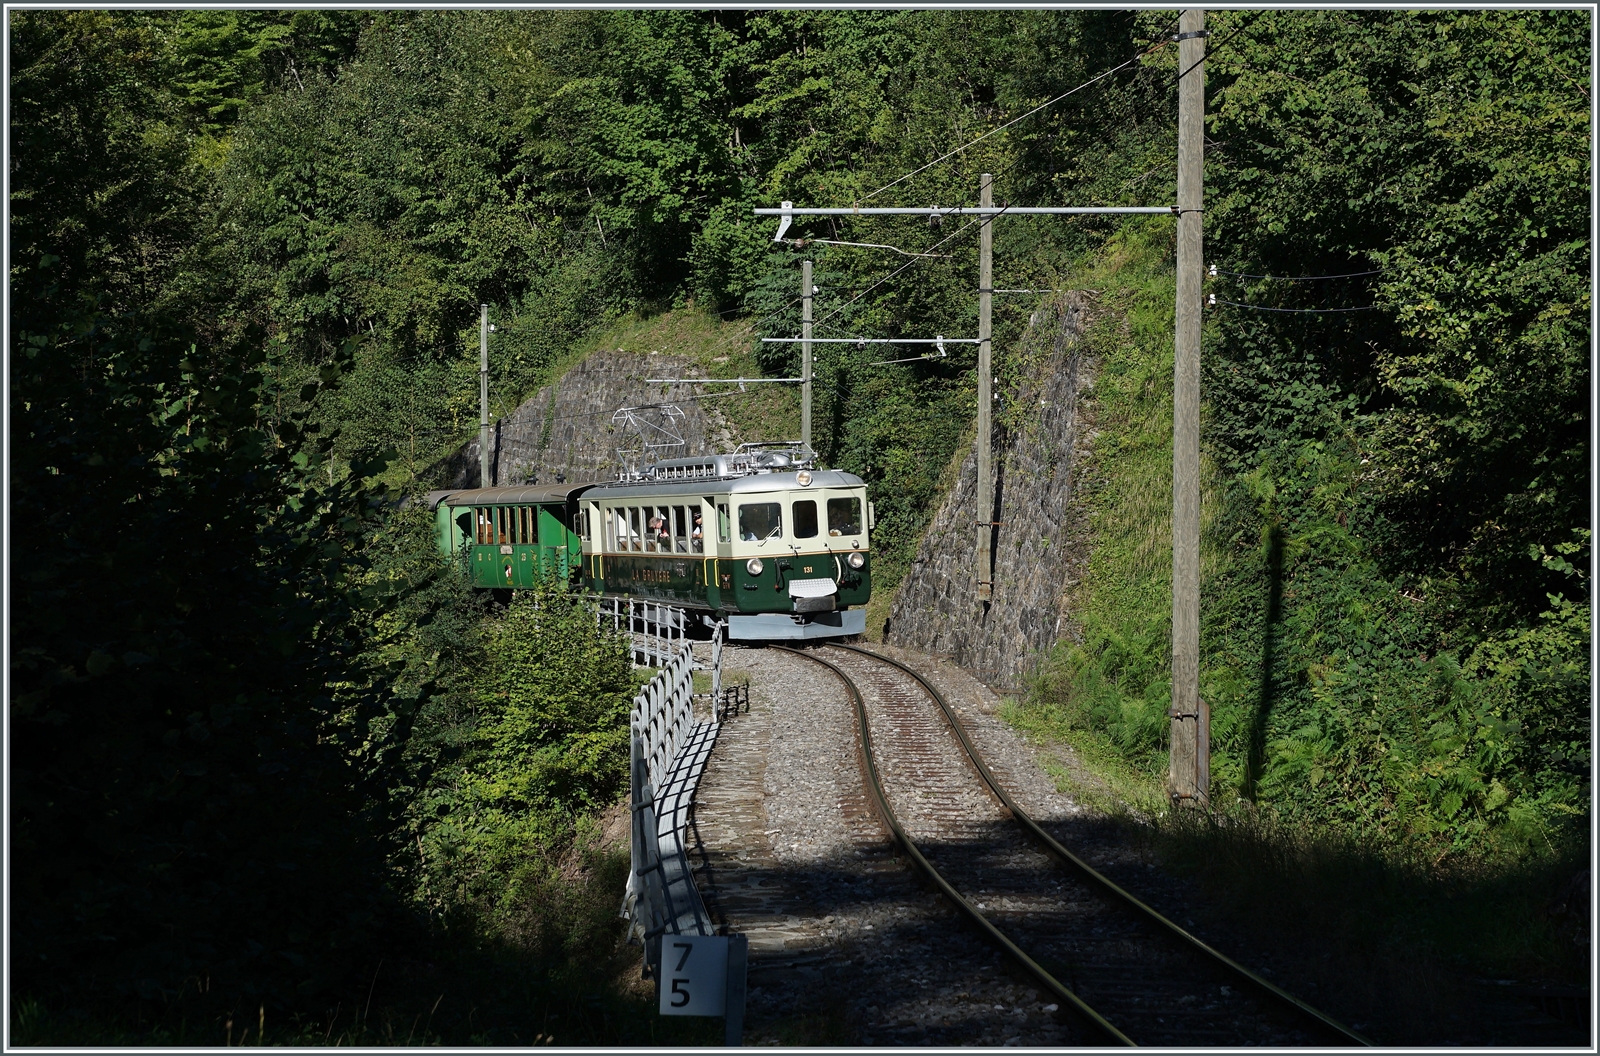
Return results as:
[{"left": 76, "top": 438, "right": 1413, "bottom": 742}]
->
[
  {"left": 166, "top": 10, "right": 371, "bottom": 137},
  {"left": 1206, "top": 9, "right": 1590, "bottom": 623},
  {"left": 407, "top": 588, "right": 634, "bottom": 934},
  {"left": 10, "top": 11, "right": 406, "bottom": 1009},
  {"left": 1026, "top": 10, "right": 1588, "bottom": 859}
]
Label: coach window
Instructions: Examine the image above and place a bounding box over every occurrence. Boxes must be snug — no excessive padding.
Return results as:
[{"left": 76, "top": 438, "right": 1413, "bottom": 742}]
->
[
  {"left": 827, "top": 496, "right": 863, "bottom": 536},
  {"left": 739, "top": 502, "right": 782, "bottom": 542},
  {"left": 672, "top": 506, "right": 690, "bottom": 553},
  {"left": 792, "top": 499, "right": 819, "bottom": 539}
]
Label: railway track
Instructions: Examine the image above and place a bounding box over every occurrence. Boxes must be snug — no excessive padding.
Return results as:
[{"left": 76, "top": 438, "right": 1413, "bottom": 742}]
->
[{"left": 775, "top": 642, "right": 1372, "bottom": 1047}]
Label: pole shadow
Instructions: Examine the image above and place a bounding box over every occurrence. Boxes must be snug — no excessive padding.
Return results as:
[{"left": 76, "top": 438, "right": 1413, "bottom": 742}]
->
[{"left": 1243, "top": 518, "right": 1285, "bottom": 801}]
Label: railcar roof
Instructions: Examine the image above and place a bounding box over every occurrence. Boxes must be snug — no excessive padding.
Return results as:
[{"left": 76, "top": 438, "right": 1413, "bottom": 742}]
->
[
  {"left": 585, "top": 469, "right": 864, "bottom": 499},
  {"left": 427, "top": 482, "right": 599, "bottom": 509}
]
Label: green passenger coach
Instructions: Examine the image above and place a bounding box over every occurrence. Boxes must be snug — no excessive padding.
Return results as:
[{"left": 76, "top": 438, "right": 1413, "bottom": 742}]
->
[
  {"left": 426, "top": 483, "right": 590, "bottom": 589},
  {"left": 426, "top": 443, "right": 873, "bottom": 640}
]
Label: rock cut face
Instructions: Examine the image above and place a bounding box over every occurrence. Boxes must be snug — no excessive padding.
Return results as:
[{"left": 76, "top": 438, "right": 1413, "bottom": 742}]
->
[{"left": 435, "top": 347, "right": 736, "bottom": 489}]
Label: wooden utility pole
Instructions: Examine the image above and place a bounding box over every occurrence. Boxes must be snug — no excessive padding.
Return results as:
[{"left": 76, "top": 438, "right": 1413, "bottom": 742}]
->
[
  {"left": 801, "top": 260, "right": 813, "bottom": 447},
  {"left": 479, "top": 303, "right": 492, "bottom": 487},
  {"left": 976, "top": 172, "right": 994, "bottom": 600},
  {"left": 1169, "top": 10, "right": 1208, "bottom": 806}
]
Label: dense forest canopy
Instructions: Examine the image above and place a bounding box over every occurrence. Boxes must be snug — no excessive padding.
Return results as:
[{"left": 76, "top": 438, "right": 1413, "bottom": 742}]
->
[{"left": 9, "top": 7, "right": 1588, "bottom": 1038}]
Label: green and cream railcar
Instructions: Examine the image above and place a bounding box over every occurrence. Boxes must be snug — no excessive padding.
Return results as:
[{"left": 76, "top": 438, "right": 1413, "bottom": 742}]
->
[{"left": 579, "top": 455, "right": 872, "bottom": 639}]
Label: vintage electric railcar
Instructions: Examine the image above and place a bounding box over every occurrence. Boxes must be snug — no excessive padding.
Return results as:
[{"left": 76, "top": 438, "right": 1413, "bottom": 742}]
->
[{"left": 426, "top": 444, "right": 873, "bottom": 639}]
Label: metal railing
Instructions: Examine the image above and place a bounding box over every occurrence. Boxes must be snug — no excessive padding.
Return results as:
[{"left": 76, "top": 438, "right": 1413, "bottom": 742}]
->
[
  {"left": 600, "top": 597, "right": 690, "bottom": 668},
  {"left": 622, "top": 648, "right": 715, "bottom": 961}
]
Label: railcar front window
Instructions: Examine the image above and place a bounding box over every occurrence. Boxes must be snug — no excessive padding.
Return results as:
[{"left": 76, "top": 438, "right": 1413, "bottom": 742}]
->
[
  {"left": 739, "top": 502, "right": 782, "bottom": 541},
  {"left": 827, "top": 496, "right": 863, "bottom": 536},
  {"left": 793, "top": 499, "right": 819, "bottom": 539}
]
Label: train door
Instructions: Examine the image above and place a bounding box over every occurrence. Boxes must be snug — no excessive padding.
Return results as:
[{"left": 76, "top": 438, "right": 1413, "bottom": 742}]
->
[
  {"left": 537, "top": 505, "right": 569, "bottom": 580},
  {"left": 494, "top": 507, "right": 515, "bottom": 587},
  {"left": 514, "top": 505, "right": 537, "bottom": 588}
]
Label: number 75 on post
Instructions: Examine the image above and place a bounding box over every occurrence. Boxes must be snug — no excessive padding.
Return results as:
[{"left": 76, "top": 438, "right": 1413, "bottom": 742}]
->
[{"left": 659, "top": 934, "right": 728, "bottom": 1016}]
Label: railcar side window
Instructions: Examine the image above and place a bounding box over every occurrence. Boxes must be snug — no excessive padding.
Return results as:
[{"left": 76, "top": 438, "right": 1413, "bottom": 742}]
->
[
  {"left": 827, "top": 496, "right": 863, "bottom": 536},
  {"left": 793, "top": 499, "right": 819, "bottom": 539},
  {"left": 672, "top": 505, "right": 690, "bottom": 553},
  {"left": 628, "top": 507, "right": 643, "bottom": 551},
  {"left": 610, "top": 508, "right": 625, "bottom": 552},
  {"left": 739, "top": 502, "right": 782, "bottom": 541},
  {"left": 717, "top": 503, "right": 731, "bottom": 543},
  {"left": 692, "top": 504, "right": 706, "bottom": 552}
]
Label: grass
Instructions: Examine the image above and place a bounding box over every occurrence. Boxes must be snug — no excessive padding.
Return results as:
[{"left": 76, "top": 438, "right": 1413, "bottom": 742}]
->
[
  {"left": 999, "top": 696, "right": 1166, "bottom": 818},
  {"left": 692, "top": 667, "right": 750, "bottom": 694}
]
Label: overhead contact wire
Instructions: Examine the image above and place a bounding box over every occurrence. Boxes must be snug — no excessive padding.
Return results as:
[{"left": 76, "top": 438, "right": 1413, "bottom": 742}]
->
[{"left": 858, "top": 21, "right": 1180, "bottom": 206}]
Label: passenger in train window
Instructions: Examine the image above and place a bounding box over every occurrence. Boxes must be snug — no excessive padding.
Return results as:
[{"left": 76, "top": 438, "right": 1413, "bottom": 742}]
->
[
  {"left": 691, "top": 510, "right": 704, "bottom": 552},
  {"left": 740, "top": 502, "right": 782, "bottom": 541}
]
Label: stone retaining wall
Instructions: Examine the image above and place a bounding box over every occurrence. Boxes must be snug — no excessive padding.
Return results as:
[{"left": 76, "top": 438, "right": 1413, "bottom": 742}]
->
[{"left": 884, "top": 293, "right": 1096, "bottom": 691}]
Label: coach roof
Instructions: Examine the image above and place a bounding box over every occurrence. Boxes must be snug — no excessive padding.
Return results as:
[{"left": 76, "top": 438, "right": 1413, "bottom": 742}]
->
[
  {"left": 426, "top": 482, "right": 599, "bottom": 510},
  {"left": 585, "top": 469, "right": 864, "bottom": 499}
]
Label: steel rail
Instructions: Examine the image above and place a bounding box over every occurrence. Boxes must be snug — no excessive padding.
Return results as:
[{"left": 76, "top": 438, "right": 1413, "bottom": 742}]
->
[
  {"left": 769, "top": 645, "right": 1135, "bottom": 1046},
  {"left": 828, "top": 642, "right": 1375, "bottom": 1048}
]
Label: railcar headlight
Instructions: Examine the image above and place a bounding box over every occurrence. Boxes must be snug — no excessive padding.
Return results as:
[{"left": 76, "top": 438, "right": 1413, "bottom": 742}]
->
[
  {"left": 746, "top": 557, "right": 764, "bottom": 575},
  {"left": 847, "top": 551, "right": 866, "bottom": 569},
  {"left": 796, "top": 470, "right": 813, "bottom": 486}
]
